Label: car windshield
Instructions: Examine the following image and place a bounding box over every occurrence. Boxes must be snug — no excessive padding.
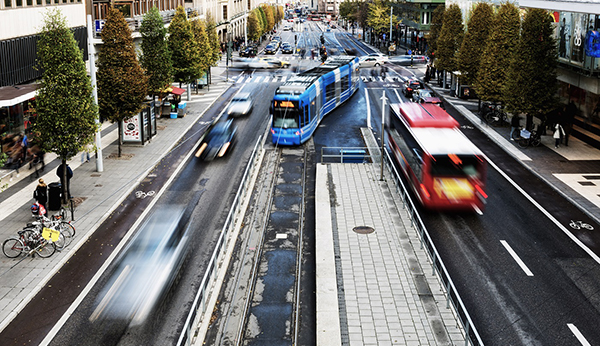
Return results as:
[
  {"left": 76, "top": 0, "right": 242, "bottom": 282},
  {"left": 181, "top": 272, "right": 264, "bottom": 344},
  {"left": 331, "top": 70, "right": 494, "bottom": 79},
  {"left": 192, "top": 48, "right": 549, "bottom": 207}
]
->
[{"left": 419, "top": 90, "right": 433, "bottom": 98}]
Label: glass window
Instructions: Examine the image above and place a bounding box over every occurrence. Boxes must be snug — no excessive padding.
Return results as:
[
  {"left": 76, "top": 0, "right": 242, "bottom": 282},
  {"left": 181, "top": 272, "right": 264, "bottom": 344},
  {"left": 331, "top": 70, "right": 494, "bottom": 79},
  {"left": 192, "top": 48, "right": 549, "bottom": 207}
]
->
[
  {"left": 431, "top": 155, "right": 482, "bottom": 179},
  {"left": 272, "top": 100, "right": 300, "bottom": 129},
  {"left": 5, "top": 0, "right": 11, "bottom": 7},
  {"left": 16, "top": 0, "right": 22, "bottom": 6},
  {"left": 341, "top": 75, "right": 349, "bottom": 91}
]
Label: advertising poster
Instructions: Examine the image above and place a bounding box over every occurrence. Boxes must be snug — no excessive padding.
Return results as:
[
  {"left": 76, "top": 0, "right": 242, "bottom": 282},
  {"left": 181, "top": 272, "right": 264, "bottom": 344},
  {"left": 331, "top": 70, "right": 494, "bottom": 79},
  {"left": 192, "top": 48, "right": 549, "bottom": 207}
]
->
[
  {"left": 570, "top": 13, "right": 587, "bottom": 64},
  {"left": 558, "top": 12, "right": 571, "bottom": 59},
  {"left": 123, "top": 115, "right": 141, "bottom": 142}
]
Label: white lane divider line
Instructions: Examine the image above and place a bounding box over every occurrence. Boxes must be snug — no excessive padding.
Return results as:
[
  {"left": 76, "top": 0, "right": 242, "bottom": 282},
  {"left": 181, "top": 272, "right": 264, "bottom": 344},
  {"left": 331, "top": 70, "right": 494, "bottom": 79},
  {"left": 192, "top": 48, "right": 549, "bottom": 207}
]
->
[
  {"left": 500, "top": 240, "right": 534, "bottom": 276},
  {"left": 567, "top": 324, "right": 591, "bottom": 346}
]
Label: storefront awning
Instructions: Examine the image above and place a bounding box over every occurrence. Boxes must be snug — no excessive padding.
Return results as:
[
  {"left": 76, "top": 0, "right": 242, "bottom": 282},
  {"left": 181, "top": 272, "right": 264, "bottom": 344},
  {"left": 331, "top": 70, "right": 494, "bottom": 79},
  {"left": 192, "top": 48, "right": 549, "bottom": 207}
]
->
[
  {"left": 0, "top": 83, "right": 39, "bottom": 107},
  {"left": 171, "top": 87, "right": 185, "bottom": 96}
]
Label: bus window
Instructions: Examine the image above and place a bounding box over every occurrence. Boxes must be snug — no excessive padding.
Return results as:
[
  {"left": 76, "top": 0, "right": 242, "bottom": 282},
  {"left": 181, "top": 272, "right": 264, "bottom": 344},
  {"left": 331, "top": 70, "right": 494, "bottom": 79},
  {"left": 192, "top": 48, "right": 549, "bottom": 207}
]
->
[
  {"left": 302, "top": 105, "right": 308, "bottom": 126},
  {"left": 430, "top": 155, "right": 481, "bottom": 179}
]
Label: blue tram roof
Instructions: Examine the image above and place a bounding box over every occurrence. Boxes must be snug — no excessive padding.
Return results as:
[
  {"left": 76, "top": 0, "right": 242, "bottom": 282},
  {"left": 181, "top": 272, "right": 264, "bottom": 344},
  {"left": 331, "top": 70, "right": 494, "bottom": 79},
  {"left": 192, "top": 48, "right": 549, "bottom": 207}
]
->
[{"left": 275, "top": 56, "right": 357, "bottom": 95}]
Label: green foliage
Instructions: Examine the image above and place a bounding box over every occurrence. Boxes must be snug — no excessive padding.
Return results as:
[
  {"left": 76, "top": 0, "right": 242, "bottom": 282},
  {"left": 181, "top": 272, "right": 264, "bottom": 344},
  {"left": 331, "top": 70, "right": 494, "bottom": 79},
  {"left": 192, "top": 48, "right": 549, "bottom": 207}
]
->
[
  {"left": 262, "top": 5, "right": 274, "bottom": 31},
  {"left": 339, "top": 0, "right": 358, "bottom": 22},
  {"left": 191, "top": 16, "right": 211, "bottom": 74},
  {"left": 475, "top": 2, "right": 520, "bottom": 103},
  {"left": 34, "top": 8, "right": 98, "bottom": 163},
  {"left": 97, "top": 6, "right": 148, "bottom": 157},
  {"left": 205, "top": 13, "right": 221, "bottom": 66},
  {"left": 140, "top": 6, "right": 172, "bottom": 97},
  {"left": 436, "top": 4, "right": 464, "bottom": 72},
  {"left": 276, "top": 6, "right": 284, "bottom": 24},
  {"left": 357, "top": 1, "right": 369, "bottom": 32},
  {"left": 168, "top": 6, "right": 202, "bottom": 84},
  {"left": 458, "top": 2, "right": 493, "bottom": 85},
  {"left": 426, "top": 5, "right": 444, "bottom": 60},
  {"left": 258, "top": 7, "right": 267, "bottom": 33},
  {"left": 504, "top": 8, "right": 558, "bottom": 121},
  {"left": 248, "top": 10, "right": 262, "bottom": 42},
  {"left": 367, "top": 0, "right": 397, "bottom": 34}
]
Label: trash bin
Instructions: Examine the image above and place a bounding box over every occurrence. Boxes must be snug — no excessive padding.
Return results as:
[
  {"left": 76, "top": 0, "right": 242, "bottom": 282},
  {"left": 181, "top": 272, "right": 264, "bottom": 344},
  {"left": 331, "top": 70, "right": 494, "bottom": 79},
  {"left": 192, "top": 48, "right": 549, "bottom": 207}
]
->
[{"left": 48, "top": 182, "right": 62, "bottom": 211}]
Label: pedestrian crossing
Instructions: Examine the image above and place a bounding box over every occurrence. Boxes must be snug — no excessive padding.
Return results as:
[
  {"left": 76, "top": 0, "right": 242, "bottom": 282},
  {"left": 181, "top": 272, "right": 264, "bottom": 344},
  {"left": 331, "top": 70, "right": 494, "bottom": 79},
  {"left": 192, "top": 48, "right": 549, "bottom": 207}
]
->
[
  {"left": 360, "top": 75, "right": 407, "bottom": 83},
  {"left": 232, "top": 74, "right": 292, "bottom": 84}
]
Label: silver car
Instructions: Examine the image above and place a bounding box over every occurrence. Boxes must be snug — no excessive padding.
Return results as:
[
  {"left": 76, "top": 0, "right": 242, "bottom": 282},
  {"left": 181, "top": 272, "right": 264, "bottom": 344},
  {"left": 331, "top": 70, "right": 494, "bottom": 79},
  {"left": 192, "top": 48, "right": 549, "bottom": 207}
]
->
[{"left": 227, "top": 92, "right": 253, "bottom": 117}]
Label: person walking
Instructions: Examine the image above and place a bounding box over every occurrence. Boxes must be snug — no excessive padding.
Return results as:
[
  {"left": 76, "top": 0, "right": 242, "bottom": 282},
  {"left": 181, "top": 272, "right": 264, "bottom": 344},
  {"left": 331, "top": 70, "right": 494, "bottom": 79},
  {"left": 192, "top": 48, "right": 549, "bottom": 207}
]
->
[
  {"left": 554, "top": 123, "right": 565, "bottom": 148},
  {"left": 33, "top": 178, "right": 48, "bottom": 216},
  {"left": 56, "top": 163, "right": 73, "bottom": 199},
  {"left": 510, "top": 115, "right": 521, "bottom": 140}
]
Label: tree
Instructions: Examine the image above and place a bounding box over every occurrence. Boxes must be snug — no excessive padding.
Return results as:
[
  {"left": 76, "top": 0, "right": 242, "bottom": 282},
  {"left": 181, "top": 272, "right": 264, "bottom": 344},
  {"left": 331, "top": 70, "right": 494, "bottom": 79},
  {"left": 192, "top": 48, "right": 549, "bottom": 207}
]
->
[
  {"left": 367, "top": 0, "right": 396, "bottom": 35},
  {"left": 205, "top": 13, "right": 221, "bottom": 67},
  {"left": 140, "top": 6, "right": 172, "bottom": 100},
  {"left": 97, "top": 6, "right": 148, "bottom": 158},
  {"left": 169, "top": 6, "right": 202, "bottom": 86},
  {"left": 339, "top": 0, "right": 358, "bottom": 22},
  {"left": 190, "top": 15, "right": 211, "bottom": 78},
  {"left": 475, "top": 2, "right": 520, "bottom": 103},
  {"left": 436, "top": 4, "right": 464, "bottom": 72},
  {"left": 357, "top": 1, "right": 369, "bottom": 39},
  {"left": 504, "top": 8, "right": 558, "bottom": 129},
  {"left": 35, "top": 8, "right": 98, "bottom": 201},
  {"left": 457, "top": 2, "right": 493, "bottom": 85},
  {"left": 426, "top": 5, "right": 444, "bottom": 60},
  {"left": 247, "top": 10, "right": 262, "bottom": 42},
  {"left": 262, "top": 5, "right": 275, "bottom": 32},
  {"left": 258, "top": 7, "right": 268, "bottom": 35}
]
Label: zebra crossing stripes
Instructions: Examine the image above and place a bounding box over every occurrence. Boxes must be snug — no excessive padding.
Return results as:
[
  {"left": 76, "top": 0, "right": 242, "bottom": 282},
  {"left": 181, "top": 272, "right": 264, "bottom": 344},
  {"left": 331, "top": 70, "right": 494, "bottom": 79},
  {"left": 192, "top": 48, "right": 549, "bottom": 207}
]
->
[
  {"left": 234, "top": 74, "right": 289, "bottom": 84},
  {"left": 360, "top": 76, "right": 407, "bottom": 83}
]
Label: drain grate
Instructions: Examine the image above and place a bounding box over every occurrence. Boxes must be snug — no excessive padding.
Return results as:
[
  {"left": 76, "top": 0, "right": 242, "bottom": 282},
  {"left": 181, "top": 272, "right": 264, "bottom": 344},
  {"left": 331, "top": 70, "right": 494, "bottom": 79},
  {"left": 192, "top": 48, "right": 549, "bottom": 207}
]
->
[{"left": 353, "top": 226, "right": 375, "bottom": 234}]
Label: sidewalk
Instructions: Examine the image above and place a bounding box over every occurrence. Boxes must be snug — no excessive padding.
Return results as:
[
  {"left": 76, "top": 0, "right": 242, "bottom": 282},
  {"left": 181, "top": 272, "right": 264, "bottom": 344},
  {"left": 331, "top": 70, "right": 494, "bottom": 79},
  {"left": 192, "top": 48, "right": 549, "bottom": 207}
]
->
[{"left": 0, "top": 61, "right": 232, "bottom": 333}]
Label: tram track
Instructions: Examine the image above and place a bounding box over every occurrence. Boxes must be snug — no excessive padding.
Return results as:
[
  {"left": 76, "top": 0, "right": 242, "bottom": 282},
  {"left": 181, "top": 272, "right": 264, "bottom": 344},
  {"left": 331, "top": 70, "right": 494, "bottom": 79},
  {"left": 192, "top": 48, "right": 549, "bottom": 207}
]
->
[{"left": 204, "top": 145, "right": 309, "bottom": 345}]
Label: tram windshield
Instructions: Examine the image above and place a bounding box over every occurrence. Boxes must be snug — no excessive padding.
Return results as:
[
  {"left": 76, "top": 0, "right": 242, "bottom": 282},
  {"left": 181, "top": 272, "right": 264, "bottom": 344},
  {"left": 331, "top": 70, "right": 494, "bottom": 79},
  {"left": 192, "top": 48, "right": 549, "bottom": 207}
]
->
[{"left": 273, "top": 100, "right": 300, "bottom": 129}]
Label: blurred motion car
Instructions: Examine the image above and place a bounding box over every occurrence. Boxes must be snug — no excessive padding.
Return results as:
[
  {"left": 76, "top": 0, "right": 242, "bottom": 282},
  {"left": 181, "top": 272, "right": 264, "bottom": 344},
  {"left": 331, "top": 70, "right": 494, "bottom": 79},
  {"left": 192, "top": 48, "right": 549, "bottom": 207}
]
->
[
  {"left": 265, "top": 44, "right": 277, "bottom": 54},
  {"left": 403, "top": 78, "right": 424, "bottom": 98},
  {"left": 359, "top": 56, "right": 385, "bottom": 67},
  {"left": 411, "top": 89, "right": 444, "bottom": 108},
  {"left": 227, "top": 92, "right": 254, "bottom": 117},
  {"left": 388, "top": 54, "right": 428, "bottom": 66},
  {"left": 260, "top": 57, "right": 290, "bottom": 68},
  {"left": 89, "top": 205, "right": 191, "bottom": 326},
  {"left": 281, "top": 43, "right": 294, "bottom": 54},
  {"left": 195, "top": 119, "right": 237, "bottom": 161}
]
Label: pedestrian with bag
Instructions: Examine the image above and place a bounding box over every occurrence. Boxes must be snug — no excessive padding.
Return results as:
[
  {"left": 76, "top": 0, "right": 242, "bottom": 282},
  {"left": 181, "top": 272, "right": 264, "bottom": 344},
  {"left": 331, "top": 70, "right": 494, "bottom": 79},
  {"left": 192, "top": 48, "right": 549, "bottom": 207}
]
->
[
  {"left": 554, "top": 123, "right": 565, "bottom": 148},
  {"left": 33, "top": 178, "right": 48, "bottom": 216}
]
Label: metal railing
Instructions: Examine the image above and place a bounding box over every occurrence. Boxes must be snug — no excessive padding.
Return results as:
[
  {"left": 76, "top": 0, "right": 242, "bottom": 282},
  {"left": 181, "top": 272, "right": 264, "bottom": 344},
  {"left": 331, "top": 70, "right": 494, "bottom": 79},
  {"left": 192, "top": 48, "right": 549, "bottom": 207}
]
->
[
  {"left": 320, "top": 146, "right": 380, "bottom": 164},
  {"left": 177, "top": 136, "right": 263, "bottom": 346},
  {"left": 382, "top": 149, "right": 484, "bottom": 346}
]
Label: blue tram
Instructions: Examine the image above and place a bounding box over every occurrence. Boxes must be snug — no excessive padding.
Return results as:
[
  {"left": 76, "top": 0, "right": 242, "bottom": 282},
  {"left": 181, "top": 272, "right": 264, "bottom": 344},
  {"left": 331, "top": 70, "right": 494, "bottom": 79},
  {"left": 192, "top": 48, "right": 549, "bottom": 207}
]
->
[{"left": 271, "top": 56, "right": 360, "bottom": 145}]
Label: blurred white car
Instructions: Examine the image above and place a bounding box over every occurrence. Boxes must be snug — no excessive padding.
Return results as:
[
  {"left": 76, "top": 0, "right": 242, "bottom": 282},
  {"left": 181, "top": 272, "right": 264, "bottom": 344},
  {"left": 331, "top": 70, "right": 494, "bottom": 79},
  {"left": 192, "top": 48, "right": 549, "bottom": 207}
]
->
[
  {"left": 227, "top": 92, "right": 254, "bottom": 117},
  {"left": 359, "top": 56, "right": 385, "bottom": 68}
]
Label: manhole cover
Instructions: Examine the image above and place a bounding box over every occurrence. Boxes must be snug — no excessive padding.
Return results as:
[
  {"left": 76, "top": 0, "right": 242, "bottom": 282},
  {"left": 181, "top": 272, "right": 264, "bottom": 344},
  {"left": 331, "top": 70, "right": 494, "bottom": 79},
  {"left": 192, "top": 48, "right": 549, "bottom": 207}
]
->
[{"left": 353, "top": 226, "right": 375, "bottom": 234}]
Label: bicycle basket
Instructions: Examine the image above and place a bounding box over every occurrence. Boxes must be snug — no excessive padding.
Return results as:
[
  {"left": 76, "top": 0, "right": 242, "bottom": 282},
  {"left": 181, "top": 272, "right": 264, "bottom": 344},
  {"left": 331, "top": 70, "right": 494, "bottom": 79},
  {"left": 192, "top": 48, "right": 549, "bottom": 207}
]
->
[{"left": 520, "top": 129, "right": 531, "bottom": 139}]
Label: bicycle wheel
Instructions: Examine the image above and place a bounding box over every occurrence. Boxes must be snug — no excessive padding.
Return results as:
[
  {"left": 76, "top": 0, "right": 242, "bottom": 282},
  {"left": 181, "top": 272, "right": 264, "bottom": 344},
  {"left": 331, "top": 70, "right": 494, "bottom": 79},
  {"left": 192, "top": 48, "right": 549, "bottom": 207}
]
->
[
  {"left": 511, "top": 129, "right": 521, "bottom": 140},
  {"left": 518, "top": 138, "right": 529, "bottom": 148},
  {"left": 59, "top": 222, "right": 76, "bottom": 239},
  {"left": 531, "top": 137, "right": 541, "bottom": 147},
  {"left": 34, "top": 239, "right": 56, "bottom": 258},
  {"left": 54, "top": 232, "right": 66, "bottom": 251},
  {"left": 3, "top": 238, "right": 24, "bottom": 258}
]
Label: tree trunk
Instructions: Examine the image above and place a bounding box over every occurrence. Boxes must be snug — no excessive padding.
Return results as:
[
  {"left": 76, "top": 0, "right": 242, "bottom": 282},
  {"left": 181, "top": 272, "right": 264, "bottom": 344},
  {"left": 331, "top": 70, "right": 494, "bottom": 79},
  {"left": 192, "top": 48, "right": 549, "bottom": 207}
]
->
[{"left": 61, "top": 159, "right": 67, "bottom": 204}]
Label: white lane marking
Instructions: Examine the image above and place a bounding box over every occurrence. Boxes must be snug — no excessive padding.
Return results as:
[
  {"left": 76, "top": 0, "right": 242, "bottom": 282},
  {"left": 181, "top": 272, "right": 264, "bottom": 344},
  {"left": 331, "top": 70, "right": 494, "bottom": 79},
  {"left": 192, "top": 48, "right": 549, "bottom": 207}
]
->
[
  {"left": 500, "top": 240, "right": 534, "bottom": 276},
  {"left": 567, "top": 324, "right": 591, "bottom": 346},
  {"left": 365, "top": 88, "right": 371, "bottom": 129},
  {"left": 394, "top": 89, "right": 402, "bottom": 103},
  {"left": 483, "top": 153, "right": 600, "bottom": 266}
]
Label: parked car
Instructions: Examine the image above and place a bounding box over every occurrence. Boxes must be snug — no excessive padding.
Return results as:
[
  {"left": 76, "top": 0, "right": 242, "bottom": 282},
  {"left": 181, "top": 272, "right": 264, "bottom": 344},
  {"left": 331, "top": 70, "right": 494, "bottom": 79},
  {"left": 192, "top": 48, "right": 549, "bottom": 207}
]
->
[
  {"left": 239, "top": 46, "right": 257, "bottom": 58},
  {"left": 283, "top": 25, "right": 291, "bottom": 31},
  {"left": 281, "top": 43, "right": 294, "bottom": 54},
  {"left": 264, "top": 44, "right": 277, "bottom": 54},
  {"left": 388, "top": 54, "right": 428, "bottom": 66},
  {"left": 195, "top": 119, "right": 237, "bottom": 161},
  {"left": 402, "top": 78, "right": 424, "bottom": 98},
  {"left": 359, "top": 56, "right": 385, "bottom": 68},
  {"left": 411, "top": 89, "right": 444, "bottom": 108},
  {"left": 227, "top": 92, "right": 254, "bottom": 117}
]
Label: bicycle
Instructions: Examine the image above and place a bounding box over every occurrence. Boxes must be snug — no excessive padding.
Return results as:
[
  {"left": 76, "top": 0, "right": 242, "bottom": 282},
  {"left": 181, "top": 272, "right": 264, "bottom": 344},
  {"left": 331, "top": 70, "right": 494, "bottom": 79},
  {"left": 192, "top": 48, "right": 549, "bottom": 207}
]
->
[
  {"left": 516, "top": 128, "right": 542, "bottom": 148},
  {"left": 481, "top": 102, "right": 508, "bottom": 126},
  {"left": 28, "top": 214, "right": 75, "bottom": 250},
  {"left": 3, "top": 227, "right": 56, "bottom": 258}
]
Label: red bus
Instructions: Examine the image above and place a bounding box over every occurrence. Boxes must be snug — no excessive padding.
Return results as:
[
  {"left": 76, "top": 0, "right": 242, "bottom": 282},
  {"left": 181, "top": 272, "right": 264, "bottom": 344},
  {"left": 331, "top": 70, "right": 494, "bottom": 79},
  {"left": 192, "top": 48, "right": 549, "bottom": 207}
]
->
[
  {"left": 386, "top": 102, "right": 487, "bottom": 212},
  {"left": 308, "top": 14, "right": 321, "bottom": 21}
]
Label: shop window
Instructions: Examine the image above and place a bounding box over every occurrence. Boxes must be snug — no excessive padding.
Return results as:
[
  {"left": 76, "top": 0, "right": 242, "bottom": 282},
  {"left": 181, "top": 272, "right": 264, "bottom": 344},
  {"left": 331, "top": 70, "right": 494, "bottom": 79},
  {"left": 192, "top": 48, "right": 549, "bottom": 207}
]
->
[{"left": 5, "top": 0, "right": 11, "bottom": 7}]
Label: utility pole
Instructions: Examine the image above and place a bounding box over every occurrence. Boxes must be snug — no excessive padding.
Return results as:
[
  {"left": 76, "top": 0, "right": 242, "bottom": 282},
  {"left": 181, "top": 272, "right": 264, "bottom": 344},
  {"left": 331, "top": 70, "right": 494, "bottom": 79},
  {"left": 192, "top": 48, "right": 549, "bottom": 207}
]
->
[
  {"left": 87, "top": 14, "right": 103, "bottom": 173},
  {"left": 380, "top": 91, "right": 387, "bottom": 181}
]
